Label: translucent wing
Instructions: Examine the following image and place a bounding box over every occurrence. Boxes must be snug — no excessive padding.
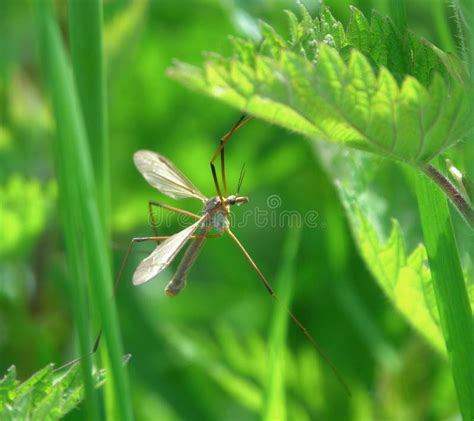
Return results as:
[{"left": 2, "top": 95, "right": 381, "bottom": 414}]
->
[
  {"left": 134, "top": 150, "right": 207, "bottom": 201},
  {"left": 132, "top": 216, "right": 207, "bottom": 286}
]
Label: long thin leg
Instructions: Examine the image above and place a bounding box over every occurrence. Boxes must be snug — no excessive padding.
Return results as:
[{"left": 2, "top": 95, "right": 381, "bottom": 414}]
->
[
  {"left": 148, "top": 200, "right": 201, "bottom": 244},
  {"left": 92, "top": 232, "right": 218, "bottom": 354},
  {"left": 220, "top": 139, "right": 227, "bottom": 197},
  {"left": 91, "top": 235, "right": 174, "bottom": 354},
  {"left": 111, "top": 202, "right": 200, "bottom": 252},
  {"left": 55, "top": 228, "right": 220, "bottom": 372},
  {"left": 224, "top": 227, "right": 351, "bottom": 396},
  {"left": 148, "top": 201, "right": 200, "bottom": 227},
  {"left": 210, "top": 115, "right": 254, "bottom": 205}
]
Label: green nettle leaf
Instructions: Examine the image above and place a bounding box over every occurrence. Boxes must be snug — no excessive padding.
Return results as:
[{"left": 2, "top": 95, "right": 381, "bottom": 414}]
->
[
  {"left": 168, "top": 5, "right": 472, "bottom": 167},
  {"left": 15, "top": 364, "right": 54, "bottom": 407},
  {"left": 0, "top": 362, "right": 107, "bottom": 420},
  {"left": 0, "top": 366, "right": 18, "bottom": 412},
  {"left": 316, "top": 143, "right": 473, "bottom": 355},
  {"left": 353, "top": 207, "right": 445, "bottom": 351}
]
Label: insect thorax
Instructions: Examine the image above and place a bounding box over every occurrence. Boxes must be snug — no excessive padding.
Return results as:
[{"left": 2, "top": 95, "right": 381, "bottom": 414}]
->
[
  {"left": 203, "top": 196, "right": 229, "bottom": 232},
  {"left": 203, "top": 195, "right": 249, "bottom": 232}
]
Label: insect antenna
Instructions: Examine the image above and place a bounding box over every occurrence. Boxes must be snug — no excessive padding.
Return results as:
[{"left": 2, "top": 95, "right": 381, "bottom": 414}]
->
[{"left": 237, "top": 163, "right": 246, "bottom": 195}]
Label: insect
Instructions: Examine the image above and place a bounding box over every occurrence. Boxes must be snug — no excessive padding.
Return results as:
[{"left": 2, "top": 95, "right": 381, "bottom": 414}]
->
[
  {"left": 107, "top": 116, "right": 349, "bottom": 394},
  {"left": 130, "top": 152, "right": 249, "bottom": 295}
]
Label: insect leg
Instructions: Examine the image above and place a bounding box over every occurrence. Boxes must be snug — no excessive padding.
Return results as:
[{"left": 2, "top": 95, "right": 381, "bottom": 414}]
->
[
  {"left": 54, "top": 225, "right": 222, "bottom": 371},
  {"left": 148, "top": 201, "right": 200, "bottom": 225},
  {"left": 91, "top": 235, "right": 173, "bottom": 353},
  {"left": 93, "top": 233, "right": 214, "bottom": 353},
  {"left": 210, "top": 115, "right": 254, "bottom": 204},
  {"left": 51, "top": 236, "right": 177, "bottom": 371},
  {"left": 224, "top": 227, "right": 351, "bottom": 396},
  {"left": 148, "top": 200, "right": 201, "bottom": 243}
]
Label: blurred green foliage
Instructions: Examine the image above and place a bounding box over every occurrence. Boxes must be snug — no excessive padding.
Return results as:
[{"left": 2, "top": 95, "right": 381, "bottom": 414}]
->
[
  {"left": 0, "top": 176, "right": 55, "bottom": 258},
  {"left": 0, "top": 0, "right": 471, "bottom": 420}
]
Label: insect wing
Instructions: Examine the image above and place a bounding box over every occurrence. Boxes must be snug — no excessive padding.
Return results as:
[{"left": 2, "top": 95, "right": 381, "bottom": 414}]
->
[
  {"left": 132, "top": 216, "right": 207, "bottom": 286},
  {"left": 134, "top": 150, "right": 207, "bottom": 201}
]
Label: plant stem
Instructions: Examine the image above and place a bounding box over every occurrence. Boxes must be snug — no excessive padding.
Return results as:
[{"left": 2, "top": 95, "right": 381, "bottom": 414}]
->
[{"left": 422, "top": 163, "right": 474, "bottom": 228}]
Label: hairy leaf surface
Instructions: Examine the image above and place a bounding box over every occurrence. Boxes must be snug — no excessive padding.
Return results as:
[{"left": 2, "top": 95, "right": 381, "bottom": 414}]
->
[{"left": 169, "top": 6, "right": 472, "bottom": 166}]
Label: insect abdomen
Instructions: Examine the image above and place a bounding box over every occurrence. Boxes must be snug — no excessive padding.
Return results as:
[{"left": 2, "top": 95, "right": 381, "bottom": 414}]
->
[{"left": 165, "top": 225, "right": 210, "bottom": 296}]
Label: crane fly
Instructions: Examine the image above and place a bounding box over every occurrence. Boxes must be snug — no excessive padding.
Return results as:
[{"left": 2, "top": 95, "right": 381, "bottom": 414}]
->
[
  {"left": 98, "top": 115, "right": 349, "bottom": 395},
  {"left": 130, "top": 151, "right": 248, "bottom": 295}
]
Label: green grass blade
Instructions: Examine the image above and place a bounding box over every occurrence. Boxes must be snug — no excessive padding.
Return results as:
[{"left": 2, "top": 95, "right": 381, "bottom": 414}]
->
[
  {"left": 34, "top": 3, "right": 100, "bottom": 419},
  {"left": 391, "top": 1, "right": 473, "bottom": 416},
  {"left": 67, "top": 1, "right": 114, "bottom": 417},
  {"left": 59, "top": 148, "right": 101, "bottom": 421},
  {"left": 33, "top": 1, "right": 133, "bottom": 420},
  {"left": 68, "top": 0, "right": 110, "bottom": 235},
  {"left": 465, "top": 0, "right": 474, "bottom": 272},
  {"left": 415, "top": 159, "right": 474, "bottom": 421},
  {"left": 263, "top": 226, "right": 301, "bottom": 421}
]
